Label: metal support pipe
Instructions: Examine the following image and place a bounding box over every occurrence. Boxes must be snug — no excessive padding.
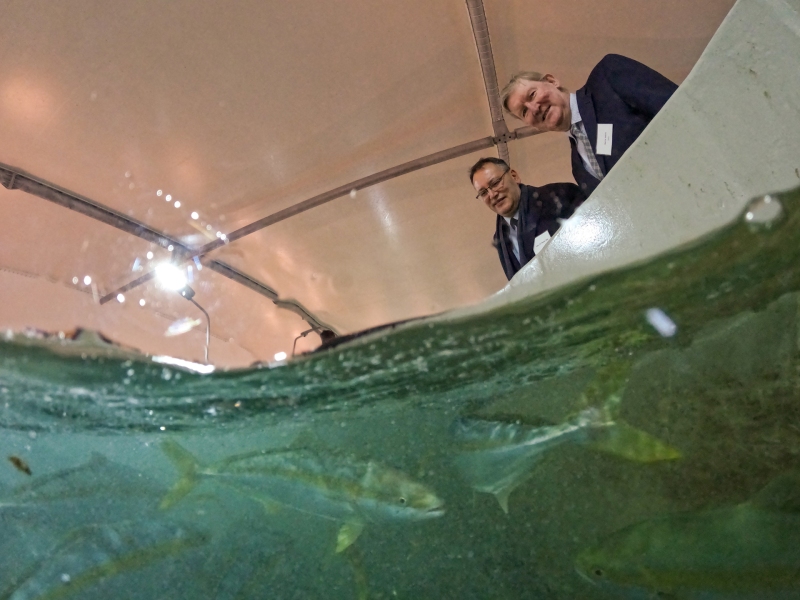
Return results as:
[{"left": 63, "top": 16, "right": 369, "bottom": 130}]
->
[{"left": 465, "top": 0, "right": 510, "bottom": 164}]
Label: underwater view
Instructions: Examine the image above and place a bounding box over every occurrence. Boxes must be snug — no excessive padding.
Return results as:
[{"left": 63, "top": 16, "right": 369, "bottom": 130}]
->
[{"left": 2, "top": 185, "right": 800, "bottom": 599}]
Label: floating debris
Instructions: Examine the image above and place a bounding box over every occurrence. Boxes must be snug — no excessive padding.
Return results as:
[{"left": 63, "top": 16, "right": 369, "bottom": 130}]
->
[{"left": 8, "top": 456, "right": 32, "bottom": 476}]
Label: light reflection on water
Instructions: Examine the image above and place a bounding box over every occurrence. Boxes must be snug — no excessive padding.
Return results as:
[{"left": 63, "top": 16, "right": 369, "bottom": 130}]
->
[{"left": 0, "top": 187, "right": 799, "bottom": 598}]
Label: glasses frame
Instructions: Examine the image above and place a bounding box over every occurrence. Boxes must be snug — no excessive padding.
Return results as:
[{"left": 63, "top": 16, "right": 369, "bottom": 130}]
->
[{"left": 475, "top": 167, "right": 510, "bottom": 200}]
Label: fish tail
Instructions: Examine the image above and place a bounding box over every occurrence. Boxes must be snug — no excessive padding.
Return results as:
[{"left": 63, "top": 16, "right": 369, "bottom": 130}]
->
[{"left": 160, "top": 439, "right": 201, "bottom": 509}]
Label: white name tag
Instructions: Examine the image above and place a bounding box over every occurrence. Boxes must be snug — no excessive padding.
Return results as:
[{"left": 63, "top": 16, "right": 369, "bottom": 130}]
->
[
  {"left": 596, "top": 123, "right": 613, "bottom": 155},
  {"left": 533, "top": 230, "right": 551, "bottom": 255}
]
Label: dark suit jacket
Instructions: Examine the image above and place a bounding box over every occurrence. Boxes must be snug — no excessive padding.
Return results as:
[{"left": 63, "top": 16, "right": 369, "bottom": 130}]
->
[
  {"left": 493, "top": 182, "right": 585, "bottom": 280},
  {"left": 572, "top": 54, "right": 678, "bottom": 195}
]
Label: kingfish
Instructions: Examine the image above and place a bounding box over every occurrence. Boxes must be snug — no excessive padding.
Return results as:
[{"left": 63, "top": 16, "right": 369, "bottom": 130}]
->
[
  {"left": 0, "top": 518, "right": 208, "bottom": 600},
  {"left": 575, "top": 473, "right": 800, "bottom": 599},
  {"left": 0, "top": 453, "right": 165, "bottom": 524},
  {"left": 453, "top": 406, "right": 680, "bottom": 513},
  {"left": 160, "top": 439, "right": 445, "bottom": 552}
]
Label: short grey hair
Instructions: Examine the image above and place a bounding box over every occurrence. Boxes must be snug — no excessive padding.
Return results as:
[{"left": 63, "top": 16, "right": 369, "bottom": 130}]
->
[{"left": 500, "top": 71, "right": 546, "bottom": 114}]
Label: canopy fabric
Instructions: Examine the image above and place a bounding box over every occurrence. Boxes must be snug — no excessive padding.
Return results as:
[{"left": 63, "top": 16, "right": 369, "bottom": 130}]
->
[{"left": 0, "top": 0, "right": 736, "bottom": 366}]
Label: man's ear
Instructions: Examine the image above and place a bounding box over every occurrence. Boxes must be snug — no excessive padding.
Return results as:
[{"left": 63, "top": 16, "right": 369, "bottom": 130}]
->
[
  {"left": 544, "top": 73, "right": 560, "bottom": 88},
  {"left": 509, "top": 169, "right": 522, "bottom": 183}
]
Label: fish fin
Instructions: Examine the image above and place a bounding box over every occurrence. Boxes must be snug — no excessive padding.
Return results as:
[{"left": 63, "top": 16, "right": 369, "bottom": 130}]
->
[
  {"left": 159, "top": 439, "right": 201, "bottom": 509},
  {"left": 341, "top": 543, "right": 370, "bottom": 600},
  {"left": 586, "top": 420, "right": 681, "bottom": 463},
  {"left": 750, "top": 472, "right": 800, "bottom": 513},
  {"left": 494, "top": 488, "right": 512, "bottom": 514},
  {"left": 336, "top": 521, "right": 365, "bottom": 553}
]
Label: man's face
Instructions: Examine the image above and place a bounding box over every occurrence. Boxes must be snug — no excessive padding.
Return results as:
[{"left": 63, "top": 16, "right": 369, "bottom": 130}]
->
[
  {"left": 506, "top": 75, "right": 571, "bottom": 132},
  {"left": 472, "top": 163, "right": 522, "bottom": 218}
]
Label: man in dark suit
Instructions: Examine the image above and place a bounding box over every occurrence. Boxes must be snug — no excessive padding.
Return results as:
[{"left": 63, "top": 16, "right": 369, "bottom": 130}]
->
[
  {"left": 470, "top": 157, "right": 585, "bottom": 280},
  {"left": 501, "top": 54, "right": 678, "bottom": 195}
]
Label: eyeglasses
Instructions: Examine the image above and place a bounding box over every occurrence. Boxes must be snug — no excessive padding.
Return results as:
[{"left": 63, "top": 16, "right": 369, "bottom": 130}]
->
[{"left": 475, "top": 167, "right": 510, "bottom": 200}]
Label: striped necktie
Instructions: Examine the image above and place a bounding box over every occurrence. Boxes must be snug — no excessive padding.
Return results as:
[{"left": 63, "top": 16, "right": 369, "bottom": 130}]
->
[{"left": 570, "top": 123, "right": 604, "bottom": 181}]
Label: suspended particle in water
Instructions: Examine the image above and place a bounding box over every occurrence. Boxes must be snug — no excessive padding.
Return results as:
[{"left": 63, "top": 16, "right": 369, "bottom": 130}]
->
[
  {"left": 8, "top": 455, "right": 32, "bottom": 475},
  {"left": 645, "top": 308, "right": 677, "bottom": 337},
  {"left": 60, "top": 574, "right": 71, "bottom": 584},
  {"left": 744, "top": 194, "right": 783, "bottom": 227}
]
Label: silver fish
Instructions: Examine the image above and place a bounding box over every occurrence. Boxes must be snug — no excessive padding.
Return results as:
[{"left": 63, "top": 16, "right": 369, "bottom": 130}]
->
[
  {"left": 575, "top": 473, "right": 800, "bottom": 599},
  {"left": 160, "top": 439, "right": 445, "bottom": 552},
  {"left": 454, "top": 408, "right": 680, "bottom": 513},
  {"left": 1, "top": 518, "right": 208, "bottom": 600}
]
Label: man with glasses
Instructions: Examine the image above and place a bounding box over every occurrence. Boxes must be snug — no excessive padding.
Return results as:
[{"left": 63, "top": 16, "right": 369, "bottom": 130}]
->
[
  {"left": 470, "top": 157, "right": 584, "bottom": 280},
  {"left": 501, "top": 54, "right": 677, "bottom": 195}
]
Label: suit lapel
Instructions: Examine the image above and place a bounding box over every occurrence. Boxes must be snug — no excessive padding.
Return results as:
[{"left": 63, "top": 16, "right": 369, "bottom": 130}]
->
[
  {"left": 517, "top": 185, "right": 537, "bottom": 262},
  {"left": 575, "top": 87, "right": 609, "bottom": 176}
]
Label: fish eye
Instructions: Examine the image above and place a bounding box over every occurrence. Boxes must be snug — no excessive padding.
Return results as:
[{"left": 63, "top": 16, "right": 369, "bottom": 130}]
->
[
  {"left": 399, "top": 497, "right": 407, "bottom": 505},
  {"left": 593, "top": 568, "right": 604, "bottom": 578}
]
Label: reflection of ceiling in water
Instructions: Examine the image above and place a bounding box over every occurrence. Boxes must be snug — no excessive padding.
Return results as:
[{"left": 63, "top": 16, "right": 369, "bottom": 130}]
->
[{"left": 0, "top": 0, "right": 736, "bottom": 366}]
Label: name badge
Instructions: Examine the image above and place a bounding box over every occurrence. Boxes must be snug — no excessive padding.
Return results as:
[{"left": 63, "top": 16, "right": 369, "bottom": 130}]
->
[
  {"left": 596, "top": 123, "right": 613, "bottom": 155},
  {"left": 533, "top": 231, "right": 551, "bottom": 255}
]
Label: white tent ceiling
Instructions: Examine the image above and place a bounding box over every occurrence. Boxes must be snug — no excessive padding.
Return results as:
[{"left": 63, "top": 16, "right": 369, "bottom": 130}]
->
[{"left": 0, "top": 0, "right": 736, "bottom": 366}]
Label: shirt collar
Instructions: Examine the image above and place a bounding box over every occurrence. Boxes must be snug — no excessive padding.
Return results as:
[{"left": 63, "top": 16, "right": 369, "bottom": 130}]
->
[
  {"left": 503, "top": 208, "right": 520, "bottom": 226},
  {"left": 569, "top": 93, "right": 581, "bottom": 126}
]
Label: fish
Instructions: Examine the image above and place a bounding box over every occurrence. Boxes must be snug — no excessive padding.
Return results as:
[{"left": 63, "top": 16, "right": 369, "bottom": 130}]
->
[
  {"left": 159, "top": 439, "right": 445, "bottom": 552},
  {"left": 0, "top": 453, "right": 166, "bottom": 527},
  {"left": 0, "top": 518, "right": 208, "bottom": 600},
  {"left": 575, "top": 473, "right": 800, "bottom": 599},
  {"left": 453, "top": 406, "right": 680, "bottom": 513},
  {"left": 8, "top": 456, "right": 32, "bottom": 476},
  {"left": 164, "top": 317, "right": 202, "bottom": 337}
]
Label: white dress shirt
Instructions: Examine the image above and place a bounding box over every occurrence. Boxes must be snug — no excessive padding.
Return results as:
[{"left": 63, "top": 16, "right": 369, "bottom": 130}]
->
[{"left": 503, "top": 209, "right": 521, "bottom": 263}]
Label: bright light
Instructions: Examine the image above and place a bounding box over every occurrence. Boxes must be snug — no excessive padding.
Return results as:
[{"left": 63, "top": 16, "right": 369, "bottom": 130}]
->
[
  {"left": 83, "top": 275, "right": 92, "bottom": 285},
  {"left": 167, "top": 245, "right": 174, "bottom": 252},
  {"left": 152, "top": 355, "right": 215, "bottom": 374},
  {"left": 174, "top": 201, "right": 181, "bottom": 208},
  {"left": 139, "top": 299, "right": 146, "bottom": 307},
  {"left": 116, "top": 294, "right": 125, "bottom": 303},
  {"left": 157, "top": 190, "right": 163, "bottom": 197},
  {"left": 274, "top": 352, "right": 287, "bottom": 361},
  {"left": 155, "top": 263, "right": 187, "bottom": 291},
  {"left": 191, "top": 212, "right": 199, "bottom": 220},
  {"left": 166, "top": 194, "right": 172, "bottom": 201},
  {"left": 146, "top": 251, "right": 154, "bottom": 260}
]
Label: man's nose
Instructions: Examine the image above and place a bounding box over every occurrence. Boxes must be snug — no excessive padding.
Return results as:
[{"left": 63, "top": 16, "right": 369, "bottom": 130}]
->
[{"left": 523, "top": 100, "right": 539, "bottom": 122}]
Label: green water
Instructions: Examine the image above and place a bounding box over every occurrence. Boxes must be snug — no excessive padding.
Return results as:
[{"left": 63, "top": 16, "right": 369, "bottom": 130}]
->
[{"left": 1, "top": 187, "right": 799, "bottom": 598}]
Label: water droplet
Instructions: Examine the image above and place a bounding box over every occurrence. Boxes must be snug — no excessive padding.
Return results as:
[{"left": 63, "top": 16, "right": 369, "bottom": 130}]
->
[
  {"left": 349, "top": 189, "right": 357, "bottom": 198},
  {"left": 167, "top": 245, "right": 174, "bottom": 252},
  {"left": 116, "top": 294, "right": 125, "bottom": 303},
  {"left": 191, "top": 212, "right": 199, "bottom": 220},
  {"left": 146, "top": 251, "right": 154, "bottom": 260},
  {"left": 83, "top": 275, "right": 92, "bottom": 285},
  {"left": 60, "top": 573, "right": 71, "bottom": 583},
  {"left": 174, "top": 201, "right": 181, "bottom": 208},
  {"left": 139, "top": 299, "right": 146, "bottom": 307},
  {"left": 72, "top": 277, "right": 78, "bottom": 284},
  {"left": 744, "top": 194, "right": 783, "bottom": 227},
  {"left": 157, "top": 190, "right": 163, "bottom": 197},
  {"left": 166, "top": 194, "right": 172, "bottom": 201},
  {"left": 645, "top": 308, "right": 677, "bottom": 337}
]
